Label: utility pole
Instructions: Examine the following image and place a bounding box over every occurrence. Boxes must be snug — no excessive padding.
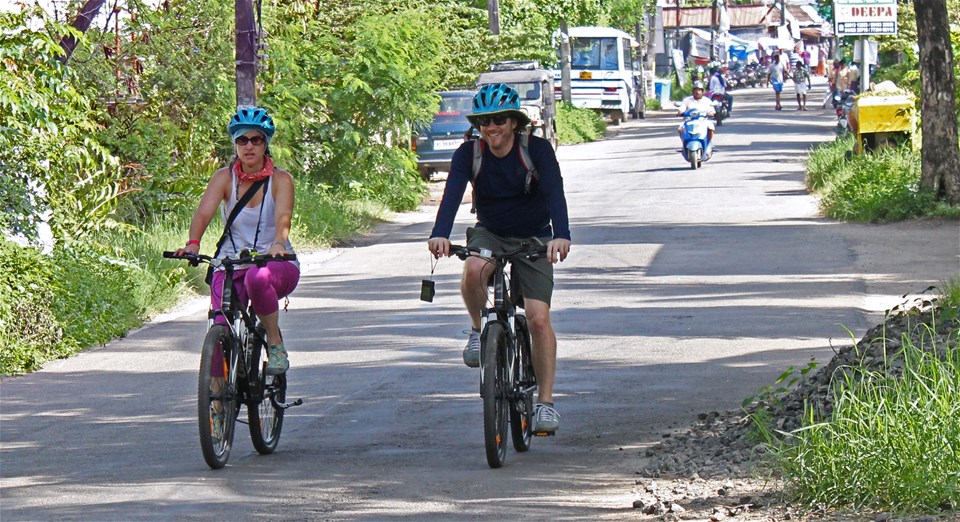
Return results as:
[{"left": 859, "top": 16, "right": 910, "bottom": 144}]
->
[
  {"left": 710, "top": 0, "right": 717, "bottom": 61},
  {"left": 487, "top": 0, "right": 500, "bottom": 36},
  {"left": 560, "top": 21, "right": 571, "bottom": 103},
  {"left": 235, "top": 0, "right": 258, "bottom": 108}
]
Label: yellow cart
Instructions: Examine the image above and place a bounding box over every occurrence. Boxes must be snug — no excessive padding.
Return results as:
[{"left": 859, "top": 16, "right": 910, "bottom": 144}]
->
[{"left": 848, "top": 94, "right": 916, "bottom": 154}]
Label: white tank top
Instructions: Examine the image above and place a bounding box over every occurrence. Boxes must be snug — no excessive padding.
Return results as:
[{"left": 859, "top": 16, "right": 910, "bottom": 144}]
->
[{"left": 217, "top": 173, "right": 298, "bottom": 270}]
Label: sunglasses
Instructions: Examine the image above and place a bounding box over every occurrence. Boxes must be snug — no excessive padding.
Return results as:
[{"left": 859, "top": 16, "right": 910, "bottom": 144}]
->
[
  {"left": 475, "top": 115, "right": 510, "bottom": 127},
  {"left": 235, "top": 135, "right": 266, "bottom": 146}
]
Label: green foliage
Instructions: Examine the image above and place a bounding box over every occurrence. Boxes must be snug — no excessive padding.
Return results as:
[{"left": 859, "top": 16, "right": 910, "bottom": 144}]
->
[
  {"left": 67, "top": 0, "right": 236, "bottom": 223},
  {"left": 805, "top": 138, "right": 960, "bottom": 222},
  {"left": 0, "top": 7, "right": 125, "bottom": 242},
  {"left": 778, "top": 327, "right": 960, "bottom": 512},
  {"left": 817, "top": 143, "right": 931, "bottom": 222},
  {"left": 49, "top": 243, "right": 146, "bottom": 349},
  {"left": 556, "top": 101, "right": 605, "bottom": 143},
  {"left": 0, "top": 0, "right": 625, "bottom": 374},
  {"left": 0, "top": 240, "right": 75, "bottom": 375},
  {"left": 805, "top": 135, "right": 856, "bottom": 192},
  {"left": 645, "top": 97, "right": 661, "bottom": 110}
]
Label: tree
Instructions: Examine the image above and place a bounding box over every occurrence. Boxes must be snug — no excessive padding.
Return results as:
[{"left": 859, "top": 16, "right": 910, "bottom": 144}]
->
[{"left": 913, "top": 0, "right": 960, "bottom": 203}]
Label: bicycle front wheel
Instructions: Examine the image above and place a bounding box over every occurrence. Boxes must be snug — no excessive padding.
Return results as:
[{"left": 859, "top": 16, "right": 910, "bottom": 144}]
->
[
  {"left": 248, "top": 336, "right": 285, "bottom": 454},
  {"left": 510, "top": 315, "right": 535, "bottom": 452},
  {"left": 481, "top": 321, "right": 509, "bottom": 468},
  {"left": 198, "top": 324, "right": 237, "bottom": 469}
]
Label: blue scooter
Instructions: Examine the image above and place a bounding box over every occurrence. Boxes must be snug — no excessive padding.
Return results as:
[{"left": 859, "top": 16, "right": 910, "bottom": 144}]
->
[{"left": 680, "top": 109, "right": 713, "bottom": 170}]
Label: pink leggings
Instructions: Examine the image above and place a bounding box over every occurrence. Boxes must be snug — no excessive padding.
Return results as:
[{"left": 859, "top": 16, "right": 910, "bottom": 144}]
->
[{"left": 209, "top": 261, "right": 300, "bottom": 324}]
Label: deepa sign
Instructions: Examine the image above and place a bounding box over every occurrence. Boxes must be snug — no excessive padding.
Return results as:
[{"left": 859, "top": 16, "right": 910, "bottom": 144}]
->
[{"left": 834, "top": 0, "right": 898, "bottom": 36}]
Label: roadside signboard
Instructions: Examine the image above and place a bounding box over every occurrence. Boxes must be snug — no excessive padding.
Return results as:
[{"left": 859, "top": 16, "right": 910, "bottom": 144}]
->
[{"left": 834, "top": 0, "right": 898, "bottom": 36}]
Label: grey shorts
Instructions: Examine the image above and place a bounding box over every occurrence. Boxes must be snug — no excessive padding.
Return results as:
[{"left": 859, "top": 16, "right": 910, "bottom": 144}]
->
[{"left": 466, "top": 226, "right": 554, "bottom": 307}]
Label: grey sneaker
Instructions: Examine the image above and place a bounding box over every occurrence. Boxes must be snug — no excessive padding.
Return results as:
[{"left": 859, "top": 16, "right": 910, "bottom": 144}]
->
[
  {"left": 462, "top": 329, "right": 480, "bottom": 368},
  {"left": 533, "top": 403, "right": 560, "bottom": 433}
]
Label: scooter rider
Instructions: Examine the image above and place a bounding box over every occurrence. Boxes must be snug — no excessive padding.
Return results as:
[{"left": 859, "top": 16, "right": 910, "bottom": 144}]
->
[
  {"left": 708, "top": 64, "right": 734, "bottom": 115},
  {"left": 676, "top": 81, "right": 715, "bottom": 148}
]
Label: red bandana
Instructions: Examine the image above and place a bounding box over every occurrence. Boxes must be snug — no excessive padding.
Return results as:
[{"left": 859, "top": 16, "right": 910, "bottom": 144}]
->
[{"left": 234, "top": 157, "right": 274, "bottom": 183}]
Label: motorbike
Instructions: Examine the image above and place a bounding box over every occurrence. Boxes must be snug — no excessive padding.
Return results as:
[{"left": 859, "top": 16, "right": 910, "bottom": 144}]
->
[
  {"left": 707, "top": 90, "right": 730, "bottom": 126},
  {"left": 680, "top": 109, "right": 713, "bottom": 170},
  {"left": 834, "top": 89, "right": 855, "bottom": 137}
]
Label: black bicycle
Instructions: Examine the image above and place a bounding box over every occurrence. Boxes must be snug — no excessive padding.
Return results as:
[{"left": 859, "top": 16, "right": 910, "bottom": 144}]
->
[
  {"left": 451, "top": 242, "right": 549, "bottom": 468},
  {"left": 162, "top": 250, "right": 302, "bottom": 469}
]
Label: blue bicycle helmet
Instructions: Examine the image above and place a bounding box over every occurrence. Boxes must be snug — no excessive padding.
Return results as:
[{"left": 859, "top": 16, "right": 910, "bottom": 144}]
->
[
  {"left": 228, "top": 106, "right": 276, "bottom": 145},
  {"left": 468, "top": 83, "right": 531, "bottom": 128}
]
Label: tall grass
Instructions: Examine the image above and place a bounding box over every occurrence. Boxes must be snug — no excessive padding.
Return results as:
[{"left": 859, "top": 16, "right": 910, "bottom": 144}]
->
[
  {"left": 777, "top": 311, "right": 960, "bottom": 512},
  {"left": 805, "top": 139, "right": 960, "bottom": 222}
]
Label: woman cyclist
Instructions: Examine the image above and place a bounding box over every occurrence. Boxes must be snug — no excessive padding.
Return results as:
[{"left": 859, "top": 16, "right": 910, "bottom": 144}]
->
[{"left": 175, "top": 106, "right": 299, "bottom": 375}]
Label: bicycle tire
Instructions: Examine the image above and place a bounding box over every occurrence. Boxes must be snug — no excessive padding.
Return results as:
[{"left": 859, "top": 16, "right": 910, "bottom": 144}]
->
[
  {"left": 481, "top": 321, "right": 509, "bottom": 468},
  {"left": 198, "top": 324, "right": 237, "bottom": 469},
  {"left": 248, "top": 331, "right": 285, "bottom": 454},
  {"left": 510, "top": 315, "right": 535, "bottom": 452}
]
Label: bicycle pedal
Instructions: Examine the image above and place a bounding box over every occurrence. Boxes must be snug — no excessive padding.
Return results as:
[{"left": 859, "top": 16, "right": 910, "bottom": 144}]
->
[{"left": 534, "top": 430, "right": 556, "bottom": 437}]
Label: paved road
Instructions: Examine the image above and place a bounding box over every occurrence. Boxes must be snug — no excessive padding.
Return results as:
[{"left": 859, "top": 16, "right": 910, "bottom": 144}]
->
[{"left": 2, "top": 80, "right": 957, "bottom": 521}]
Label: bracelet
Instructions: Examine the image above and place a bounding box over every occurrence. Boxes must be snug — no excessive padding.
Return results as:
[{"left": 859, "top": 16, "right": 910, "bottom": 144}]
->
[{"left": 186, "top": 239, "right": 200, "bottom": 247}]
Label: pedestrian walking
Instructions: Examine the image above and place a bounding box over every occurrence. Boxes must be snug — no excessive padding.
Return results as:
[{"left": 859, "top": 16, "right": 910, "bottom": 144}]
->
[
  {"left": 767, "top": 51, "right": 786, "bottom": 110},
  {"left": 793, "top": 62, "right": 812, "bottom": 110}
]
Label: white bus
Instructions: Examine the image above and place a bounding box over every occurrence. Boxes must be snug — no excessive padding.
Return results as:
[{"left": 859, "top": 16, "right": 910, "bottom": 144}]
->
[{"left": 554, "top": 26, "right": 645, "bottom": 124}]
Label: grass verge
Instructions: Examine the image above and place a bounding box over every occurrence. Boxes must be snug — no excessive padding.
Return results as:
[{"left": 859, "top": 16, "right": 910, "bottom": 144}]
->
[
  {"left": 769, "top": 280, "right": 960, "bottom": 514},
  {"left": 805, "top": 138, "right": 960, "bottom": 222}
]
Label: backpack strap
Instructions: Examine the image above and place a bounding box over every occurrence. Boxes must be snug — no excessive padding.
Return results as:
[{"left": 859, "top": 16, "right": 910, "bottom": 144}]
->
[
  {"left": 213, "top": 176, "right": 269, "bottom": 258},
  {"left": 470, "top": 138, "right": 484, "bottom": 214},
  {"left": 470, "top": 132, "right": 539, "bottom": 214},
  {"left": 517, "top": 132, "right": 540, "bottom": 195}
]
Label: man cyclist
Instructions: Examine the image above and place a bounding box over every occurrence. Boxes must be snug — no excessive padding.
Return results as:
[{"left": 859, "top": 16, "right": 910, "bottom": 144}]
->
[{"left": 427, "top": 83, "right": 571, "bottom": 434}]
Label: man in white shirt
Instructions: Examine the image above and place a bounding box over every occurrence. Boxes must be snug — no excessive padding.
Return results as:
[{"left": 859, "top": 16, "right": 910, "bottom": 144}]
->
[
  {"left": 676, "top": 81, "right": 715, "bottom": 148},
  {"left": 708, "top": 65, "right": 734, "bottom": 114}
]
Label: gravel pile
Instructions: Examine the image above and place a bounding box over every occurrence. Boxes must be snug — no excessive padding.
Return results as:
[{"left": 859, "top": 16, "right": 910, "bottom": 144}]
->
[{"left": 631, "top": 294, "right": 958, "bottom": 520}]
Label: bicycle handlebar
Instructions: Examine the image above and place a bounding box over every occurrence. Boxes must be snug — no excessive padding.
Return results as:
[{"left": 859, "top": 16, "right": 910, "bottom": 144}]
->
[
  {"left": 162, "top": 251, "right": 297, "bottom": 268},
  {"left": 449, "top": 243, "right": 548, "bottom": 262}
]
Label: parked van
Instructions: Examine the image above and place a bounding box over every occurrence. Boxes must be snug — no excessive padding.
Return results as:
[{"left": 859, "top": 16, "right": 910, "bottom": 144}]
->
[
  {"left": 477, "top": 60, "right": 558, "bottom": 150},
  {"left": 554, "top": 26, "right": 645, "bottom": 125}
]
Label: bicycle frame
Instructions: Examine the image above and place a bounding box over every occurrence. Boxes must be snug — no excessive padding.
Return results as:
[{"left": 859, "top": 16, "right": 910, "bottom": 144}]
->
[{"left": 452, "top": 242, "right": 547, "bottom": 467}]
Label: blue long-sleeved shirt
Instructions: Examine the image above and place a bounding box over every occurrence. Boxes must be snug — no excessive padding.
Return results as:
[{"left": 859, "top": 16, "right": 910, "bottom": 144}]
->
[{"left": 429, "top": 134, "right": 571, "bottom": 241}]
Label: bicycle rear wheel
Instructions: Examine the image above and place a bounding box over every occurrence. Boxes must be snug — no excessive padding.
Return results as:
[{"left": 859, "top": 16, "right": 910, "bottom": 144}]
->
[
  {"left": 510, "top": 315, "right": 535, "bottom": 452},
  {"left": 198, "top": 324, "right": 237, "bottom": 469},
  {"left": 248, "top": 332, "right": 285, "bottom": 454},
  {"left": 481, "top": 321, "right": 509, "bottom": 468}
]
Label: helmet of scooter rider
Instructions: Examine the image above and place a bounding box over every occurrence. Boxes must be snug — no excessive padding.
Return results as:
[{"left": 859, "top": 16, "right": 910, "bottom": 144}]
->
[
  {"left": 468, "top": 83, "right": 531, "bottom": 129},
  {"left": 692, "top": 81, "right": 705, "bottom": 91}
]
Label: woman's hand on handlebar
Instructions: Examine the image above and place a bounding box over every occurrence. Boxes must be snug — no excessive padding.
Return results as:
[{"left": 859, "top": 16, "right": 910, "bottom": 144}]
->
[
  {"left": 173, "top": 242, "right": 201, "bottom": 258},
  {"left": 546, "top": 238, "right": 570, "bottom": 263},
  {"left": 427, "top": 237, "right": 451, "bottom": 259},
  {"left": 267, "top": 242, "right": 288, "bottom": 257}
]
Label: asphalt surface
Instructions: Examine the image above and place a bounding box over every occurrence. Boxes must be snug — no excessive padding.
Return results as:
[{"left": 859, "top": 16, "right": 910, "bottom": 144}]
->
[{"left": 2, "top": 77, "right": 958, "bottom": 521}]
